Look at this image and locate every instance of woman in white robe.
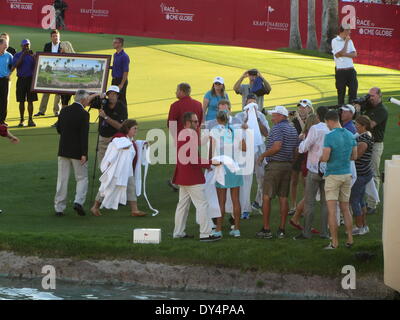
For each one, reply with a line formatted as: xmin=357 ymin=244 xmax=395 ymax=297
xmin=90 ymin=119 xmax=147 ymax=217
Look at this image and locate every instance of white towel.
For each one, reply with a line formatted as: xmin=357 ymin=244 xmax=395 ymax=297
xmin=211 ymin=155 xmax=240 ymax=186
xmin=196 ymin=170 xmax=221 ymax=224
xmin=365 ymin=179 xmax=380 ymax=203
xmin=243 ymin=102 xmax=263 ymax=147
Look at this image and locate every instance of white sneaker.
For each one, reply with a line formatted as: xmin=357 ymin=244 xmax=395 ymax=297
xmin=352 ymin=226 xmax=366 ymax=236
xmin=363 ymin=226 xmax=370 ymax=234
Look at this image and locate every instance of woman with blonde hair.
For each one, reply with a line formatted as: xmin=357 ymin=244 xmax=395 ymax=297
xmin=290 ymin=113 xmax=320 ymax=233
xmin=289 ymin=99 xmax=315 ymax=215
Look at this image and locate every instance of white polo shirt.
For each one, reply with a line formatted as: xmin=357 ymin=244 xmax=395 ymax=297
xmin=331 ymin=36 xmax=356 ymax=69
xmin=51 ymin=42 xmax=60 ymax=53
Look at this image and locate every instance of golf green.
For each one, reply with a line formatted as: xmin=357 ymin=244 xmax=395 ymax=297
xmin=1 ymin=25 xmax=399 ymax=276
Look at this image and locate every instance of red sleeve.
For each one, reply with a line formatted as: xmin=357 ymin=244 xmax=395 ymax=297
xmin=198 ymin=102 xmax=203 ymax=124
xmin=0 ymin=124 xmax=8 ymax=137
xmin=167 ymin=103 xmax=176 ymax=128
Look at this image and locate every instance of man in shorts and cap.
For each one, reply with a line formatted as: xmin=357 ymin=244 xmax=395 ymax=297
xmin=256 ymin=106 xmax=299 ymax=239
xmin=12 ymin=39 xmax=38 ymax=127
xmin=233 ymin=69 xmax=271 ymax=111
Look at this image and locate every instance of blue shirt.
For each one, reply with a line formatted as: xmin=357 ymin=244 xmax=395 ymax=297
xmin=112 ymin=50 xmax=130 ymax=79
xmin=343 ymin=120 xmax=356 ymax=134
xmin=323 ymin=128 xmax=356 ymax=176
xmin=12 ymin=51 xmax=36 ymax=77
xmin=0 ymin=52 xmax=13 ymax=78
xmin=204 ymin=90 xmax=229 ymax=121
xmin=266 ymin=120 xmax=299 ymax=162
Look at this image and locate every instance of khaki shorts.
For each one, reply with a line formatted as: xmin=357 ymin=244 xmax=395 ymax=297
xmin=263 ymin=161 xmax=292 ymax=199
xmin=324 ymin=174 xmax=352 ymax=202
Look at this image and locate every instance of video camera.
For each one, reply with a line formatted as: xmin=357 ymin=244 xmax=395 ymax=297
xmin=352 ymin=94 xmax=371 ymax=105
xmin=89 ymin=95 xmax=108 ymax=110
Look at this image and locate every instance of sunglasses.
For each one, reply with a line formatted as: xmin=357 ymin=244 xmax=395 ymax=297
xmin=214 ymin=82 xmax=223 ymax=85
xmin=299 ymin=100 xmax=309 ymax=104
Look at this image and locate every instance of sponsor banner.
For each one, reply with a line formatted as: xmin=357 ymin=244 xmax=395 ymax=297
xmin=339 ymin=1 xmax=400 ymax=69
xmin=0 ymin=0 xmax=398 ymax=70
xmin=7 ymin=0 xmax=33 ymax=11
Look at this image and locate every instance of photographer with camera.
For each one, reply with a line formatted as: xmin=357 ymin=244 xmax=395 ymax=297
xmin=233 ymin=69 xmax=271 ymax=111
xmin=89 ymin=85 xmax=128 ymax=203
xmin=91 ymin=85 xmax=128 ymax=165
xmin=354 ymin=87 xmax=388 ymax=214
xmin=11 ymin=39 xmax=37 ymax=127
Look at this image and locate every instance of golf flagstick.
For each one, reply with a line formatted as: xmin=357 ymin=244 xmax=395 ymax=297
xmin=142 ymin=144 xmax=159 ymax=216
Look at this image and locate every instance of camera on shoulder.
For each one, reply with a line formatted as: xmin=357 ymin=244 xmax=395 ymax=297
xmin=90 ymin=95 xmax=108 ymax=110
xmin=352 ymin=94 xmax=371 ymax=105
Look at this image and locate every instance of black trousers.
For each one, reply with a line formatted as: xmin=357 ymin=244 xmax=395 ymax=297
xmin=111 ymin=78 xmax=128 ymax=107
xmin=0 ymin=77 xmax=9 ymax=124
xmin=335 ymin=68 xmax=358 ymax=106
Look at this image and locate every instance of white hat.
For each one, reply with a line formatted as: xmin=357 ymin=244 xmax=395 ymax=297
xmin=213 ymin=76 xmax=224 ymax=85
xmin=106 ymin=85 xmax=120 ymax=94
xmin=341 ymin=104 xmax=355 ymax=114
xmin=298 ymin=99 xmax=313 ymax=108
xmin=268 ymin=106 xmax=289 ymax=117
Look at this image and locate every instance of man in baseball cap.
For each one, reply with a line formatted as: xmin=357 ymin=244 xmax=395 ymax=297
xmin=106 ymin=85 xmax=120 ymax=95
xmin=341 ymin=104 xmax=356 ymax=134
xmin=267 ymin=105 xmax=289 ymax=117
xmin=256 ymin=105 xmax=298 ymax=239
xmin=12 ymin=38 xmax=37 ymax=127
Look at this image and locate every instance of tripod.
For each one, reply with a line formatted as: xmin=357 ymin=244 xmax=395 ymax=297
xmin=89 ymin=115 xmax=100 ymax=204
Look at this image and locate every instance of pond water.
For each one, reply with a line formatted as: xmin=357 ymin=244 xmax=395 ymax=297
xmin=0 ymin=277 xmax=332 ymax=300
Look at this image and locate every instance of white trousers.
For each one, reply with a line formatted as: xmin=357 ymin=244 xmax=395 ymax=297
xmin=54 ymin=157 xmax=88 ymax=212
xmin=239 ymin=148 xmax=265 ymax=212
xmin=173 ymin=184 xmax=214 ymax=239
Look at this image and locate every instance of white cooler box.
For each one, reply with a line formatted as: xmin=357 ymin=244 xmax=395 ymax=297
xmin=133 ymin=228 xmax=161 ymax=244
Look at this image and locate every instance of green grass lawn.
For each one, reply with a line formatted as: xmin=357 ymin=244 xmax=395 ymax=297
xmin=1 ymin=25 xmax=400 ymax=277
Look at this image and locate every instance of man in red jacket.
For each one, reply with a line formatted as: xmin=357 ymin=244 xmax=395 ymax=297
xmin=173 ymin=112 xmax=222 ymax=242
xmin=167 ymin=83 xmax=203 ymax=191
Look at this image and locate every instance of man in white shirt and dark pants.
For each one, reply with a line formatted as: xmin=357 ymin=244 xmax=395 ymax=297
xmin=35 ymin=29 xmax=62 ymax=117
xmin=331 ymin=24 xmax=358 ymax=106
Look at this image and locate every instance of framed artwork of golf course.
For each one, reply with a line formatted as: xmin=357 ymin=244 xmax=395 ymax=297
xmin=31 ymin=53 xmax=112 ymax=95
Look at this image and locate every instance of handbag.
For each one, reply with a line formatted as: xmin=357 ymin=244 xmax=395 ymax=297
xmin=251 ymin=77 xmax=270 ymax=96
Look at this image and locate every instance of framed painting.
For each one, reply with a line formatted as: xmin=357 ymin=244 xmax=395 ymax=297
xmin=31 ymin=53 xmax=112 ymax=95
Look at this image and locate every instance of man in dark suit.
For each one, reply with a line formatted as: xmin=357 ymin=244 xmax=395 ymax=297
xmin=34 ymin=29 xmax=62 ymax=117
xmin=54 ymin=89 xmax=90 ymax=217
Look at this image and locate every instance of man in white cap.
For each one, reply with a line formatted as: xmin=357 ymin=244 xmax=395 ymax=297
xmin=256 ymin=106 xmax=299 ymax=239
xmin=90 ymin=85 xmax=128 ymax=165
xmin=331 ymin=24 xmax=358 ymax=105
xmin=11 ymin=39 xmax=38 ymax=127
xmin=341 ymin=104 xmax=356 ymax=134
xmin=87 ymin=85 xmax=128 ymax=206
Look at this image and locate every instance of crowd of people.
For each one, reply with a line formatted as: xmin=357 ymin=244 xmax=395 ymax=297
xmin=0 ymin=25 xmax=390 ymax=248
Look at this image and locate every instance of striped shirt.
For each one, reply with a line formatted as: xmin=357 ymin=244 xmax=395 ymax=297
xmin=266 ymin=119 xmax=299 ymax=162
xmin=355 ymin=132 xmax=373 ymax=176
